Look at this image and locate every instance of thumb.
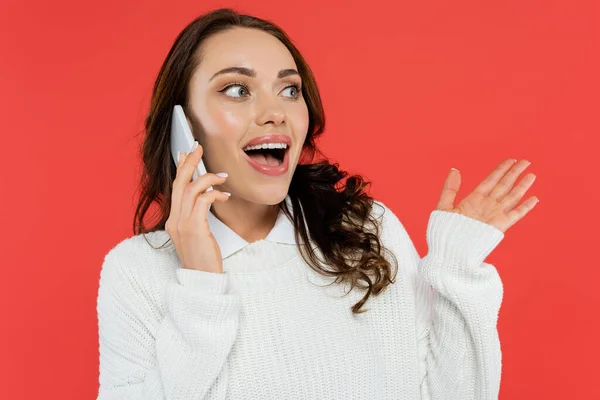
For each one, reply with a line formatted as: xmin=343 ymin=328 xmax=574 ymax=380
xmin=436 ymin=168 xmax=461 ymax=211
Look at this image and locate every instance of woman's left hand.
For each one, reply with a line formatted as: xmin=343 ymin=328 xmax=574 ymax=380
xmin=436 ymin=158 xmax=539 ymax=234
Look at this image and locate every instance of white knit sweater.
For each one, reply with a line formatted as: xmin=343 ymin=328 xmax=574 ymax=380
xmin=96 ymin=199 xmax=505 ymax=399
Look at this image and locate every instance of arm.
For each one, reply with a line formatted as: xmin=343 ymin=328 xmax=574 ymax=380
xmin=96 ymin=246 xmax=241 ymax=400
xmin=413 ymin=210 xmax=505 ymax=400
xmin=377 ymin=202 xmax=504 ymax=400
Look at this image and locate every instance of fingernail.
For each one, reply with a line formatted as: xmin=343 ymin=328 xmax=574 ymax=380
xmin=451 ymin=167 xmax=459 ymax=172
xmin=223 ymin=192 xmax=231 ymax=196
xmin=216 ymin=172 xmax=228 ymax=178
xmin=191 ymin=141 xmax=198 ymax=152
xmin=177 ymin=151 xmax=182 ymax=163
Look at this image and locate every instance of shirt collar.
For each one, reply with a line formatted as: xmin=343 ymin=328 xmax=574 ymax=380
xmin=206 ymin=194 xmax=297 ymax=259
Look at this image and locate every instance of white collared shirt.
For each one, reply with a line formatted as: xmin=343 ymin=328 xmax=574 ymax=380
xmin=206 ymin=194 xmax=298 ymax=259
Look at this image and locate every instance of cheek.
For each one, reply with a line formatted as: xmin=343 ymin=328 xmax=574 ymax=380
xmin=198 ymin=100 xmax=249 ymax=140
xmin=289 ymin=103 xmax=310 ymax=141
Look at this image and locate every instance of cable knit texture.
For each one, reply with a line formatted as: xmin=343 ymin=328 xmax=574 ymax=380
xmin=96 ymin=200 xmax=505 ymax=399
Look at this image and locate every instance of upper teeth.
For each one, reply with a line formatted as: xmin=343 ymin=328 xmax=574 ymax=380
xmin=243 ymin=143 xmax=288 ymax=151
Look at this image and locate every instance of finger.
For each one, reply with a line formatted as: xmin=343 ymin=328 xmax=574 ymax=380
xmin=498 ymin=173 xmax=537 ymax=210
xmin=169 ymin=152 xmax=188 ymax=222
xmin=174 ymin=142 xmax=204 ymax=190
xmin=489 ymin=160 xmax=532 ymax=200
xmin=175 ymin=150 xmax=188 ymax=175
xmin=191 ymin=190 xmax=232 ymax=230
xmin=436 ymin=168 xmax=461 ymax=211
xmin=180 ymin=173 xmax=228 ymax=222
xmin=505 ymin=196 xmax=539 ymax=228
xmin=172 ymin=143 xmax=203 ymax=217
xmin=474 ymin=158 xmax=516 ymax=196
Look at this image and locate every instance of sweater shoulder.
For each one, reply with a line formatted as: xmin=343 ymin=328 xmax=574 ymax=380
xmin=103 ymin=230 xmax=174 ymax=264
xmin=369 ymin=199 xmax=422 ymax=272
xmin=370 ymin=199 xmax=409 ymax=239
xmin=99 ymin=231 xmax=176 ymax=298
xmin=97 ymin=231 xmax=176 ymax=335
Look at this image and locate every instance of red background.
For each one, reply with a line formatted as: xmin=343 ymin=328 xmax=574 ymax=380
xmin=1 ymin=0 xmax=598 ymax=398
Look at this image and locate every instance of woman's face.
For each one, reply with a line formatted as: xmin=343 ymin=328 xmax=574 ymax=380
xmin=186 ymin=27 xmax=309 ymax=206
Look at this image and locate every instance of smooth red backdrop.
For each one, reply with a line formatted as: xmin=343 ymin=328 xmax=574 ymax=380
xmin=1 ymin=0 xmax=598 ymax=398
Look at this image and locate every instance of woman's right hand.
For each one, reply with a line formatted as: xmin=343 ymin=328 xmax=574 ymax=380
xmin=165 ymin=141 xmax=231 ymax=274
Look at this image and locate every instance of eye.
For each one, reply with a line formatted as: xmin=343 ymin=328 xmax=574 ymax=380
xmin=281 ymin=84 xmax=301 ymax=99
xmin=221 ymin=83 xmax=250 ymax=98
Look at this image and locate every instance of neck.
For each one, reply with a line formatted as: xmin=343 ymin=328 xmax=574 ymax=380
xmin=210 ymin=196 xmax=281 ymax=243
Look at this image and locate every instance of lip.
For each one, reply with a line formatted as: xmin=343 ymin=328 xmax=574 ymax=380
xmin=241 ymin=134 xmax=292 ymax=149
xmin=242 ymin=145 xmax=290 ymax=176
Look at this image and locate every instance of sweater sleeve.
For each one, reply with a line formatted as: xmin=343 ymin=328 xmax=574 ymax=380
xmin=96 ymin=245 xmax=242 ymax=400
xmin=414 ymin=210 xmax=505 ymax=400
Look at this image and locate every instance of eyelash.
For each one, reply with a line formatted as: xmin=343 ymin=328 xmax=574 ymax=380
xmin=219 ymin=82 xmax=302 ymax=99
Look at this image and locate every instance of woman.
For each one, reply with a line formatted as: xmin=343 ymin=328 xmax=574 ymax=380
xmin=96 ymin=8 xmax=538 ymax=400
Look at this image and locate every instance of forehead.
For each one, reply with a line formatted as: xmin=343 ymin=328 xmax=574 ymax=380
xmin=194 ymin=27 xmax=298 ymax=80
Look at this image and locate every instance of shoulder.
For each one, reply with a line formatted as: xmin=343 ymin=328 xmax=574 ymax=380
xmin=99 ymin=230 xmax=177 ymax=300
xmin=370 ymin=199 xmax=410 ymax=240
xmin=97 ymin=231 xmax=177 ymax=335
xmin=102 ymin=230 xmax=174 ymax=269
xmin=369 ymin=198 xmax=422 ymax=267
xmin=103 ymin=230 xmax=174 ymax=266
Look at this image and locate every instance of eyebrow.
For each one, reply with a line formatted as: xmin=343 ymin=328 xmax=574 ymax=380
xmin=208 ymin=67 xmax=300 ymax=82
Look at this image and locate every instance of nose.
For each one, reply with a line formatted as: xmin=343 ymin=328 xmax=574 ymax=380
xmin=254 ymin=92 xmax=286 ymax=126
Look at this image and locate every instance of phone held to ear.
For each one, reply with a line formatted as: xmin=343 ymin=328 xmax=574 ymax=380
xmin=170 ymin=105 xmax=213 ymax=192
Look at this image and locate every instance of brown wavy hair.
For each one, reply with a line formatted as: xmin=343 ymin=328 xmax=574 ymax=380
xmin=133 ymin=8 xmax=398 ymax=314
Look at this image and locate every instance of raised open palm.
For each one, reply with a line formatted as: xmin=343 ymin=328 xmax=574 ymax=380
xmin=437 ymin=158 xmax=539 ymax=234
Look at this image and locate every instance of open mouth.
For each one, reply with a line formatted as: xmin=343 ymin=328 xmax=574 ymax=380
xmin=243 ymin=147 xmax=288 ymax=166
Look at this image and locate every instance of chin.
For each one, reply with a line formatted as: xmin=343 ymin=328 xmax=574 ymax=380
xmin=243 ymin=183 xmax=290 ymax=206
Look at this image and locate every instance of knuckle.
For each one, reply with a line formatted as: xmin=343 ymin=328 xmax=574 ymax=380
xmin=204 ymin=192 xmax=219 ymax=204
xmin=172 ymin=176 xmax=182 ymax=187
xmin=197 ymin=194 xmax=209 ymax=205
xmin=499 ymin=180 xmax=510 ymax=189
xmin=177 ymin=223 xmax=190 ymax=234
xmin=183 ymin=184 xmax=194 ymax=196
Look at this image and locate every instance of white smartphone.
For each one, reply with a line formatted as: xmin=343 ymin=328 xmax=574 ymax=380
xmin=170 ymin=105 xmax=212 ymax=192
